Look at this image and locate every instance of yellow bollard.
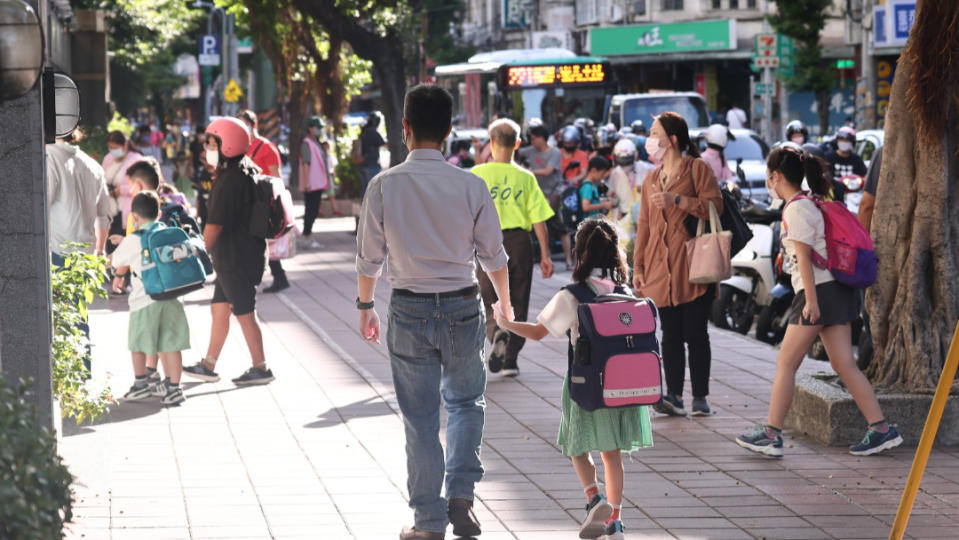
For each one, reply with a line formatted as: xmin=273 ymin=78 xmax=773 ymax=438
xmin=889 ymin=320 xmax=959 ymax=540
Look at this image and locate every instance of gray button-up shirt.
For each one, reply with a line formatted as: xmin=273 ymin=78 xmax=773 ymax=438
xmin=356 ymin=149 xmax=508 ymax=293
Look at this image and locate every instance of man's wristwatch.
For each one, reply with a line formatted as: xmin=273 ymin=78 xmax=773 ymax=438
xmin=674 ymin=194 xmax=681 ymax=206
xmin=355 ymin=297 xmax=375 ymax=310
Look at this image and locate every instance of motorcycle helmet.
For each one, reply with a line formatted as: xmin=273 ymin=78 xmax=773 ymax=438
xmin=206 ymin=117 xmax=252 ymax=158
xmin=560 ymin=125 xmax=582 ymax=146
xmin=613 ymin=138 xmax=637 ymax=166
xmin=630 ymin=119 xmax=647 ymax=135
xmin=704 ymin=124 xmax=732 ymax=149
xmin=785 ymin=120 xmax=808 ymax=143
xmin=801 ymin=142 xmax=826 ymax=160
xmin=596 ymin=124 xmax=620 ymax=148
xmin=836 ymin=126 xmax=857 ymax=141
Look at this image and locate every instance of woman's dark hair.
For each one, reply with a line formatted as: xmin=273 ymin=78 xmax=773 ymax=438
xmin=572 ymin=218 xmax=629 ymax=286
xmin=656 ymin=111 xmax=699 ymax=158
xmin=106 ymin=130 xmax=128 ymax=146
xmin=766 ymin=145 xmax=832 ymax=198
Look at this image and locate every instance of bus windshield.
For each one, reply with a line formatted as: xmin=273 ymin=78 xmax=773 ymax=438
xmin=622 ymin=96 xmax=710 ymax=129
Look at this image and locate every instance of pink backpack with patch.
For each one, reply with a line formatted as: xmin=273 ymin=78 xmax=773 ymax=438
xmin=785 ymin=194 xmax=878 ymax=288
xmin=565 ymin=283 xmax=663 ymax=411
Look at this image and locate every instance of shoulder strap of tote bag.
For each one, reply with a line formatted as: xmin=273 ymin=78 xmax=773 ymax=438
xmin=695 ymin=201 xmax=724 ymax=237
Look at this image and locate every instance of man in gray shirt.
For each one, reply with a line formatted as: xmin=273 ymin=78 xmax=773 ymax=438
xmin=518 ymin=124 xmax=573 ymax=268
xmin=356 ymin=85 xmax=512 ymax=540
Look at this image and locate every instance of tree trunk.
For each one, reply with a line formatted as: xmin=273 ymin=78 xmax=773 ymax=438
xmin=293 ymin=0 xmax=410 ymax=167
xmin=816 ymin=88 xmax=830 ymax=138
xmin=865 ymin=54 xmax=959 ymax=393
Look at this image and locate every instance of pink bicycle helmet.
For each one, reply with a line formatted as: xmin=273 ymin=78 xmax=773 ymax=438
xmin=207 ymin=117 xmax=251 ymax=158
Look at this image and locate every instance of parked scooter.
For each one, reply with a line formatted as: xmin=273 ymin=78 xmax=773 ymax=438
xmin=754 ymin=251 xmax=795 ymax=344
xmin=711 ymin=162 xmax=784 ymax=334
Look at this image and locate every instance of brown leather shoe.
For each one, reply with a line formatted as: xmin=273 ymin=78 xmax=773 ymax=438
xmin=399 ymin=525 xmax=445 ymax=540
xmin=448 ymin=498 xmax=481 ymax=537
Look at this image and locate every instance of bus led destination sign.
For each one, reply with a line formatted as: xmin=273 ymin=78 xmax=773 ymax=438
xmin=503 ymin=62 xmax=608 ymax=88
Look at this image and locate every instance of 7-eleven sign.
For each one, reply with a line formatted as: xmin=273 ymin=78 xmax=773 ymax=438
xmin=755 ymin=34 xmax=777 ymax=57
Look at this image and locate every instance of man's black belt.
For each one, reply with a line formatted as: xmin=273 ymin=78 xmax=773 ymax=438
xmin=501 ymin=227 xmax=528 ymax=233
xmin=392 ymin=285 xmax=479 ymax=299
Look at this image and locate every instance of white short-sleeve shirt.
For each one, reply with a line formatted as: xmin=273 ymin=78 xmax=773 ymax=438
xmin=782 ymin=196 xmax=833 ymax=293
xmin=537 ymin=277 xmax=622 ymax=341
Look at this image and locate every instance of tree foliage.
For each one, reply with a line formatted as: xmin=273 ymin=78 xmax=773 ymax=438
xmin=74 ymin=0 xmax=203 ymax=119
xmin=768 ymin=0 xmax=834 ymax=134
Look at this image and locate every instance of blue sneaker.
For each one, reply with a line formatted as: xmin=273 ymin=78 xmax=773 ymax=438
xmin=849 ymin=426 xmax=903 ymax=456
xmin=652 ymin=394 xmax=686 ymax=416
xmin=600 ymin=519 xmax=625 ymax=540
xmin=579 ymin=494 xmax=613 ymax=539
xmin=735 ymin=425 xmax=784 ymax=457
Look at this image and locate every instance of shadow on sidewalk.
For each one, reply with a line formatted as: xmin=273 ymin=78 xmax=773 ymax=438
xmin=62 ymin=401 xmax=164 ymax=436
xmin=304 ymin=395 xmax=396 ymax=429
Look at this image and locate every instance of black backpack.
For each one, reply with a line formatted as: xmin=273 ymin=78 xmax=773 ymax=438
xmin=249 ymin=175 xmax=292 ymax=240
xmin=559 ymin=184 xmax=585 ymax=229
xmin=682 ymin=174 xmax=753 ymax=256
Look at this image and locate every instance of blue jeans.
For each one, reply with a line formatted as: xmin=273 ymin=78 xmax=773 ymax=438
xmin=360 ymin=164 xmax=381 ymax=200
xmin=388 ymin=291 xmax=487 ymax=533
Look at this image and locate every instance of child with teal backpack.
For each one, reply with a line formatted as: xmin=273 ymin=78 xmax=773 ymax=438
xmin=494 ymin=218 xmax=653 ymax=540
xmin=112 ymin=192 xmax=191 ymax=406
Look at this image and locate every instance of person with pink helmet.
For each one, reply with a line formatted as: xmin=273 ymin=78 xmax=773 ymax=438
xmin=183 ymin=117 xmax=275 ymax=386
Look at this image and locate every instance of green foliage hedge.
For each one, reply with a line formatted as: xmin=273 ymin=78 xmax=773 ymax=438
xmin=0 ymin=376 xmax=74 ymax=539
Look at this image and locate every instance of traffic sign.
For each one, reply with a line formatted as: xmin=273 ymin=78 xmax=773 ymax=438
xmin=778 ymin=35 xmax=795 ymax=77
xmin=754 ymin=82 xmax=775 ymax=95
xmin=237 ymin=37 xmax=253 ymax=54
xmin=199 ymin=35 xmax=220 ymax=66
xmin=223 ymin=79 xmax=243 ymax=103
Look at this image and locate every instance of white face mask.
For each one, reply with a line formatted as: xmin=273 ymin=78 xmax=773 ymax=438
xmin=205 ymin=149 xmax=220 ymax=168
xmin=837 ymin=141 xmax=853 ymax=153
xmin=790 ymin=135 xmax=805 ymax=145
xmin=766 ymin=174 xmax=781 ymax=201
xmin=109 ymin=148 xmax=125 ymax=159
xmin=645 ymin=137 xmax=667 ymax=162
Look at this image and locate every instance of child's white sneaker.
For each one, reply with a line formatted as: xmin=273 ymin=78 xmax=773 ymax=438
xmin=161 ymin=385 xmax=185 ymax=406
xmin=122 ymin=381 xmax=152 ymax=401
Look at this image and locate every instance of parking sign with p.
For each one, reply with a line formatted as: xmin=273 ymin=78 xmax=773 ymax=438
xmin=199 ymin=35 xmax=220 ymax=66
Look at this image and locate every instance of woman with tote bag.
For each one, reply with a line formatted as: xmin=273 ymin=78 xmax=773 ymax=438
xmin=633 ymin=112 xmax=723 ymax=417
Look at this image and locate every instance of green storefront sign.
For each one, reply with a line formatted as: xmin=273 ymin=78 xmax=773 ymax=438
xmin=590 ymin=20 xmax=736 ymax=56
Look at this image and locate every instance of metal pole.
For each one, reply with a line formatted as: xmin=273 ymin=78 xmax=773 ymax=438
xmin=889 ymin=320 xmax=959 ymax=539
xmin=862 ymin=0 xmax=877 ymax=129
xmin=763 ymin=67 xmax=772 ymax=143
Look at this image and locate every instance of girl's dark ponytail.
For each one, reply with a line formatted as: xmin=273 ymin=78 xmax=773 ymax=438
xmin=572 ymin=218 xmax=629 ymax=285
xmin=802 ymin=154 xmax=833 ymax=198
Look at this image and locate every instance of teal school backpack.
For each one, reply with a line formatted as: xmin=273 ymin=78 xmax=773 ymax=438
xmin=135 ymin=222 xmax=207 ymax=300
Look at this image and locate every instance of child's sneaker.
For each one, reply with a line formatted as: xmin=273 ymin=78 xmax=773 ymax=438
xmin=600 ymin=519 xmax=625 ymax=540
xmin=122 ymin=381 xmax=152 ymax=401
xmin=183 ymin=361 xmax=220 ymax=382
xmin=487 ymin=330 xmax=508 ymax=374
xmin=232 ymin=366 xmax=275 ymax=386
xmin=690 ymin=397 xmax=712 ymax=416
xmin=735 ymin=425 xmax=784 ymax=457
xmin=849 ymin=426 xmax=903 ymax=456
xmin=161 ymin=385 xmax=185 ymax=406
xmin=579 ymin=494 xmax=613 ymax=539
xmin=146 ymin=370 xmax=161 ymax=384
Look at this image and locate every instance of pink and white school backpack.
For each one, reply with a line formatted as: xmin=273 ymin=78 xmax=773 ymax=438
xmin=565 ymin=283 xmax=663 ymax=411
xmin=785 ymin=194 xmax=878 ymax=288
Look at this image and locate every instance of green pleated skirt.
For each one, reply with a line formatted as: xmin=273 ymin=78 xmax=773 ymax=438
xmin=557 ymin=372 xmax=654 ymax=457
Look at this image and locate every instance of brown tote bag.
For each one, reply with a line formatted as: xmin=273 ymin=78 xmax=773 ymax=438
xmin=685 ymin=201 xmax=732 ymax=284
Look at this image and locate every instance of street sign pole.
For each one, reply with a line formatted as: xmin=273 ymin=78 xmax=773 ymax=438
xmin=763 ymin=66 xmax=772 ymax=144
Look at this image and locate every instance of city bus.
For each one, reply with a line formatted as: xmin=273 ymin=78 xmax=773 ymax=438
xmin=434 ymin=48 xmax=614 ymax=131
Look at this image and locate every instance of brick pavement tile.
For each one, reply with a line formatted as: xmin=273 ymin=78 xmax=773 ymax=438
xmin=642 ymin=506 xmax=722 ymax=518
xmin=729 ymin=516 xmax=810 ymax=529
xmin=822 ymin=526 xmax=895 ymax=539
xmin=190 ymin=524 xmax=273 ymax=538
xmin=784 ymin=503 xmax=869 ymax=516
xmin=699 ymin=495 xmax=780 ymax=508
xmin=670 ymin=529 xmax=753 ymax=540
xmin=745 ymin=527 xmax=832 ymax=539
xmin=714 ymin=505 xmax=797 ymax=518
xmin=654 ymin=517 xmax=738 ymax=529
xmin=110 ymin=527 xmax=192 ymax=540
xmin=900 ymin=525 xmax=959 ymax=538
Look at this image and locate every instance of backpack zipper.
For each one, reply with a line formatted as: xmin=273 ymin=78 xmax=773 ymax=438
xmin=626 ymin=335 xmax=634 ymax=349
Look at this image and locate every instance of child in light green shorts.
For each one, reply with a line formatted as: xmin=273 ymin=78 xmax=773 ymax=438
xmin=111 ymin=191 xmax=190 ymax=406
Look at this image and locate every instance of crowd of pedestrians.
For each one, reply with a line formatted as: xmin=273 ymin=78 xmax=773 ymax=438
xmin=46 ymin=81 xmax=899 ymax=539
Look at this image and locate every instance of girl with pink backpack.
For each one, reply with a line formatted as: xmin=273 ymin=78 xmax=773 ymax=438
xmin=735 ymin=144 xmax=901 ymax=458
xmin=493 ymin=218 xmax=653 ymax=540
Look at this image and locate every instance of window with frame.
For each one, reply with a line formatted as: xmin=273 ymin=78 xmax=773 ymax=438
xmin=662 ymin=0 xmax=683 ymax=10
xmin=577 ymin=0 xmax=599 ymax=25
xmin=729 ymin=0 xmax=739 ymax=8
xmin=711 ymin=0 xmax=721 ymax=7
xmin=747 ymin=0 xmax=757 ymax=7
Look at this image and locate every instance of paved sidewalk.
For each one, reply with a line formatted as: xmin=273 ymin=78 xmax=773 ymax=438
xmin=61 ymin=218 xmax=959 ymax=540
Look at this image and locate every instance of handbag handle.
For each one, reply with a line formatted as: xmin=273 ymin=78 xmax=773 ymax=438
xmin=695 ymin=201 xmax=724 ymax=237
